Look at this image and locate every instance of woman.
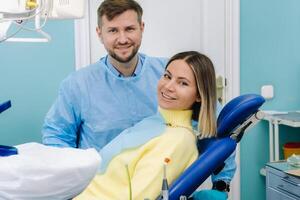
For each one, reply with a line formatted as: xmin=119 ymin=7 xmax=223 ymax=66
xmin=75 ymin=51 xmax=217 ymax=200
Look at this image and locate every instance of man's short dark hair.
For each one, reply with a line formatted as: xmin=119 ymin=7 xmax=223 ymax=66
xmin=97 ymin=0 xmax=143 ymax=27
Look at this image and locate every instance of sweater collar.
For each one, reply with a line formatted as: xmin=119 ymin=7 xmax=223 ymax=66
xmin=158 ymin=107 xmax=193 ymax=129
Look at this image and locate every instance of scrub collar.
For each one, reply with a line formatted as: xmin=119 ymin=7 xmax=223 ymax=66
xmin=105 ymin=54 xmax=143 ymax=77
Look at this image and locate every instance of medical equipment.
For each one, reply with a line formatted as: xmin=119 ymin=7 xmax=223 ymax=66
xmin=156 ymin=94 xmax=265 ymax=199
xmin=0 ymin=0 xmax=85 ymax=42
xmin=0 ymin=100 xmax=11 ymax=114
xmin=161 ymin=158 xmax=170 ymax=200
xmin=0 ymin=145 xmax=18 ymax=156
xmin=287 ymin=154 xmax=300 ymax=167
xmin=125 ymin=164 xmax=133 ymax=200
xmin=0 ymin=101 xmax=18 ymax=157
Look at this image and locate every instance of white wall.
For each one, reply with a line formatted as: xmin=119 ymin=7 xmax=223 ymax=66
xmin=88 ymin=0 xmax=226 ymax=76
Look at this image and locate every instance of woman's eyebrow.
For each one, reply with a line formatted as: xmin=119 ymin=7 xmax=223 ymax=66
xmin=165 ymin=69 xmax=172 ymax=76
xmin=166 ymin=69 xmax=192 ymax=83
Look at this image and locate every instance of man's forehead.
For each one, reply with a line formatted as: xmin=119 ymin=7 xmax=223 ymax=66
xmin=101 ymin=10 xmax=140 ymax=27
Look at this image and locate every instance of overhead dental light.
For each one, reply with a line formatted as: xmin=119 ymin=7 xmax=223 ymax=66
xmin=0 ymin=0 xmax=85 ymax=43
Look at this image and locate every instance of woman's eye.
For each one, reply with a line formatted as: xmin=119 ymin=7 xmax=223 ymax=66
xmin=179 ymin=81 xmax=188 ymax=86
xmin=163 ymin=74 xmax=171 ymax=79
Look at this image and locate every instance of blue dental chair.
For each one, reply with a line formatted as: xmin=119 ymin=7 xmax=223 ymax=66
xmin=159 ymin=94 xmax=265 ymax=200
xmin=1 ymin=95 xmax=265 ymax=199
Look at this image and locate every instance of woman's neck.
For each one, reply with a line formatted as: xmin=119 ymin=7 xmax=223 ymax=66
xmin=158 ymin=107 xmax=193 ymax=129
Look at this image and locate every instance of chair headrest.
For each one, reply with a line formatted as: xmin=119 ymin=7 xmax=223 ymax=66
xmin=217 ymin=94 xmax=265 ymax=137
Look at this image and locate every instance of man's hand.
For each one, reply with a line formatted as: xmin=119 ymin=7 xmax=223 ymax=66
xmin=192 ymin=189 xmax=227 ymax=200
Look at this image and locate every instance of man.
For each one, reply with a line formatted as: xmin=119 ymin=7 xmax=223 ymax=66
xmin=42 ymin=0 xmax=235 ymax=198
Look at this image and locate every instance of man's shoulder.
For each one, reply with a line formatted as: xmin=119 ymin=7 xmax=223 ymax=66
xmin=139 ymin=53 xmax=166 ymax=66
xmin=143 ymin=54 xmax=168 ymax=65
xmin=77 ymin=61 xmax=103 ymax=74
xmin=140 ymin=54 xmax=168 ymax=75
xmin=69 ymin=61 xmax=104 ymax=79
xmin=61 ymin=61 xmax=104 ymax=87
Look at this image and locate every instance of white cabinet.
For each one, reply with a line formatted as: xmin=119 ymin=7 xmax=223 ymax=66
xmin=266 ymin=162 xmax=300 ymax=200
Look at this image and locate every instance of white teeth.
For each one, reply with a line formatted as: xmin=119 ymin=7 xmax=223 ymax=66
xmin=116 ymin=45 xmax=132 ymax=49
xmin=162 ymin=92 xmax=176 ymax=100
xmin=118 ymin=46 xmax=130 ymax=49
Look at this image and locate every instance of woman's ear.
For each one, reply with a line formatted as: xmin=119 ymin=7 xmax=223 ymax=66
xmin=196 ymin=95 xmax=201 ymax=102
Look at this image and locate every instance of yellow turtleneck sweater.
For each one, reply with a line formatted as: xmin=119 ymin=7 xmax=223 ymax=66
xmin=75 ymin=108 xmax=198 ymax=200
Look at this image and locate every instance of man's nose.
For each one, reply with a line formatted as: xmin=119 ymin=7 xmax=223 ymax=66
xmin=117 ymin=31 xmax=129 ymax=44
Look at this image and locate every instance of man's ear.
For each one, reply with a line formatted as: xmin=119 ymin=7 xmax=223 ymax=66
xmin=140 ymin=21 xmax=145 ymax=32
xmin=96 ymin=26 xmax=103 ymax=43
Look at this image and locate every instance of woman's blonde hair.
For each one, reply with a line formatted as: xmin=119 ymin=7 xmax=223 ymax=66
xmin=166 ymin=51 xmax=217 ymax=138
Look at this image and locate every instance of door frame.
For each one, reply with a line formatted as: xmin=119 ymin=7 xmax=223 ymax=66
xmin=74 ymin=0 xmax=240 ymax=199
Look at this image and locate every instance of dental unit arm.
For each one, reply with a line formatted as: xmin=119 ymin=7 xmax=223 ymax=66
xmin=157 ymin=94 xmax=265 ymax=200
xmin=0 ymin=0 xmax=85 ymax=43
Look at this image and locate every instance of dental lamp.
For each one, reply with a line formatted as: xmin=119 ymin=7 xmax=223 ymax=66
xmin=0 ymin=0 xmax=85 ymax=43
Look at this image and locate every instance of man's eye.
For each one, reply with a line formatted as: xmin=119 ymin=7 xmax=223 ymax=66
xmin=126 ymin=27 xmax=135 ymax=32
xmin=108 ymin=29 xmax=117 ymax=33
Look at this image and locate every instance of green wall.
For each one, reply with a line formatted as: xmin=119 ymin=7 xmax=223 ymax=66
xmin=240 ymin=0 xmax=300 ymax=199
xmin=0 ymin=20 xmax=75 ymax=145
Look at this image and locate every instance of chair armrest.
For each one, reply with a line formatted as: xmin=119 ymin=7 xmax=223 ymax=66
xmin=167 ymin=138 xmax=236 ymax=199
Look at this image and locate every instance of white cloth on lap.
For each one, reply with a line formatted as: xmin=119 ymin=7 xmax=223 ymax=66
xmin=0 ymin=142 xmax=101 ymax=200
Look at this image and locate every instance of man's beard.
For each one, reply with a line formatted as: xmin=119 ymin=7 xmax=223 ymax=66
xmin=109 ymin=45 xmax=140 ymax=64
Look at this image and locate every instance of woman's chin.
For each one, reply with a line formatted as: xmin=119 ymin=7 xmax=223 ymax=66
xmin=158 ymin=103 xmax=179 ymax=110
xmin=158 ymin=103 xmax=172 ymax=110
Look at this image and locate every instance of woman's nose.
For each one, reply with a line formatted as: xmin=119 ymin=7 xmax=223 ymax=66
xmin=164 ymin=80 xmax=175 ymax=91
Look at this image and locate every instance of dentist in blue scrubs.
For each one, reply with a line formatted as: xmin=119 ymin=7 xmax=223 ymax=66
xmin=42 ymin=0 xmax=235 ymax=198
